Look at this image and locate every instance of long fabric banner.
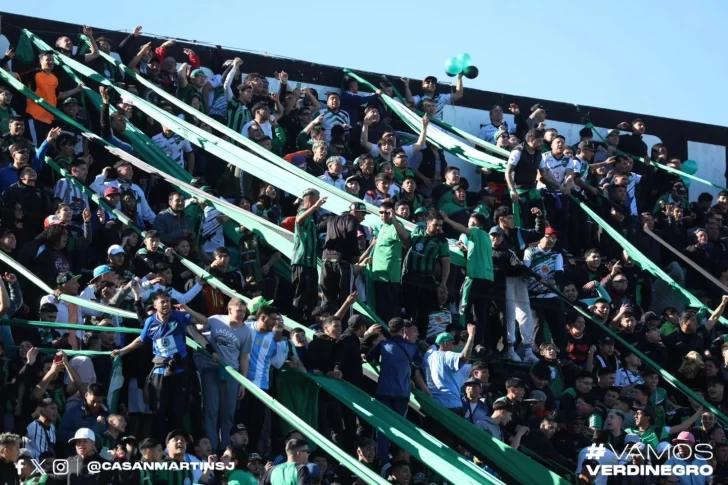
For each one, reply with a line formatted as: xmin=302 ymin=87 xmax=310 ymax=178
xmin=343 ymin=70 xmax=506 ymax=171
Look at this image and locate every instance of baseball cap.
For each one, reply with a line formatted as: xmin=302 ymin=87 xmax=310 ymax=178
xmin=43 ymin=215 xmax=65 ymax=228
xmin=69 ymin=428 xmax=96 ymax=444
xmin=578 ymin=140 xmax=596 ymax=151
xmin=306 ymin=463 xmax=322 ymax=481
xmin=525 ymin=390 xmax=547 ymax=403
xmin=607 ymin=129 xmax=620 ymax=136
xmin=624 ymin=434 xmax=641 ymax=444
xmin=640 ymin=311 xmax=659 ymax=325
xmin=291 ymin=154 xmax=307 ymax=169
xmin=165 ymin=429 xmax=189 ymax=443
xmin=530 ymin=103 xmax=549 ymax=112
xmin=230 ymin=424 xmax=248 ymax=436
xmin=600 ymin=336 xmax=615 ymax=345
xmin=494 ymin=130 xmax=508 ymax=141
xmin=672 ymin=431 xmax=696 ymax=444
xmin=452 ymin=184 xmax=466 ymax=192
xmin=464 ymin=377 xmax=482 ymax=387
xmin=489 ymin=226 xmax=505 ymax=236
xmin=63 ymin=97 xmax=80 ymax=106
xmin=90 ymin=265 xmax=113 ymax=282
xmin=248 ymin=453 xmax=262 ymax=462
xmin=39 ymin=302 xmax=58 ymax=313
xmin=479 ymin=187 xmax=497 ymax=198
xmin=346 ymin=174 xmax=362 ymax=184
xmin=414 ymin=207 xmax=428 ymax=216
xmin=424 ymin=75 xmax=438 ymax=84
xmin=350 ymin=202 xmax=367 ymax=213
xmin=0 ymin=228 xmax=15 ymax=238
xmin=190 ymin=69 xmax=206 ymax=78
xmin=56 ymin=272 xmax=81 ymax=287
xmin=545 ymin=227 xmax=559 ymax=236
xmin=326 ymin=92 xmax=340 ymax=99
xmin=435 ymin=332 xmax=455 ymax=346
xmin=108 ymin=244 xmax=126 ymax=256
xmin=347 ymin=314 xmax=370 ymax=329
xmin=104 ymin=186 xmax=121 ymax=197
xmin=629 ymin=442 xmax=647 ymax=455
xmin=248 ymin=296 xmax=273 ymax=314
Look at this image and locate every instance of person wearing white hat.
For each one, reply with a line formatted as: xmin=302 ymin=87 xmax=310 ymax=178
xmin=56 ymin=427 xmax=117 ymax=483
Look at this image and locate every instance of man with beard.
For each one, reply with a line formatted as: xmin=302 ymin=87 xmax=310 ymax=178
xmin=152 ymin=192 xmax=195 ymax=246
xmin=91 ymin=161 xmax=156 ymax=225
xmin=402 ymin=74 xmax=464 ymax=121
xmin=313 ymin=93 xmax=350 ymax=142
xmin=665 ymin=303 xmax=727 ymax=369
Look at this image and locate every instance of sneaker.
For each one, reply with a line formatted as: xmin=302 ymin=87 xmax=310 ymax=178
xmin=507 ymin=347 xmax=522 ymax=362
xmin=523 ymin=348 xmax=539 ymax=363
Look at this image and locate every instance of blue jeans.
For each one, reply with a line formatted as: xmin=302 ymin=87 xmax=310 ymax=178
xmin=200 ymin=368 xmax=240 ymax=451
xmin=375 ymin=395 xmax=409 ymax=460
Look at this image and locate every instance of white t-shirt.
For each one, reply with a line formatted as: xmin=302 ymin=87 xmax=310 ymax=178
xmin=370 ymin=144 xmax=415 ymax=159
xmin=241 ymin=119 xmax=272 ymax=139
xmin=151 ymin=132 xmax=193 ymax=168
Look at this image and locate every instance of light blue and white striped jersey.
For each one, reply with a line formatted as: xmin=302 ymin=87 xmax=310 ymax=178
xmin=246 ymin=321 xmax=286 ymax=390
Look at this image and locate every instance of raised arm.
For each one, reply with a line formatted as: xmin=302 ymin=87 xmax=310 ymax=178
xmin=296 ymin=197 xmax=326 ymax=225
xmin=224 ymin=58 xmax=242 ymax=102
xmin=128 ymin=42 xmax=152 ymax=73
xmin=177 ymin=62 xmax=189 ymax=89
xmin=705 ymin=295 xmax=728 ymax=332
xmin=334 ymin=292 xmax=358 ymax=320
xmin=81 ymin=26 xmax=100 ymax=62
xmin=410 ymin=115 xmax=429 ymax=153
xmin=459 ymin=324 xmax=476 ymax=361
xmin=451 ymin=73 xmax=464 ymax=104
xmin=360 ymin=117 xmax=374 ymax=153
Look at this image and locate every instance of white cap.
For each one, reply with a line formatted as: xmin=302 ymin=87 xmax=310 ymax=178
xmin=108 ymin=244 xmax=125 ymax=255
xmin=69 ymin=428 xmax=96 ymax=444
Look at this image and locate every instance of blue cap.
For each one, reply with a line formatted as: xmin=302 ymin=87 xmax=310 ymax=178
xmin=489 ymin=226 xmax=505 ymax=236
xmin=305 ymin=464 xmax=322 ymax=480
xmin=91 ymin=265 xmax=113 ymax=282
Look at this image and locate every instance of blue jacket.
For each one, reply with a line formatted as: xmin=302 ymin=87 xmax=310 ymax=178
xmin=58 ymin=401 xmax=109 ymax=449
xmin=367 ymin=335 xmax=422 ymax=398
xmin=461 ymin=396 xmax=489 ymax=425
xmin=0 ymin=140 xmax=49 ymax=193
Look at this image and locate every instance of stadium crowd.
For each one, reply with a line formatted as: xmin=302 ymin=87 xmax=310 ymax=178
xmin=0 ymin=18 xmax=725 ymax=485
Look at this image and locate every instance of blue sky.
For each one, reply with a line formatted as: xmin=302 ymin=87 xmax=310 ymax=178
xmin=5 ymin=0 xmax=727 ymax=127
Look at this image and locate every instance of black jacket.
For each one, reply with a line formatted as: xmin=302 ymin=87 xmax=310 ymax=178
xmin=336 ymin=329 xmax=364 ymax=386
xmin=0 ymin=457 xmax=19 ymax=485
xmin=318 ymin=214 xmax=360 ymax=262
xmin=618 ymin=133 xmax=648 ymax=164
xmin=305 ymin=332 xmax=339 ymax=375
xmin=491 ymin=243 xmax=529 ymax=288
xmin=502 ymin=215 xmax=544 ymax=259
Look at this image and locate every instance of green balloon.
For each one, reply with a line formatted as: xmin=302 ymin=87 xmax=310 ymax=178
xmin=680 ymin=176 xmax=692 ymax=188
xmin=445 ymin=57 xmax=463 ymax=76
xmin=681 ymin=159 xmax=698 ymax=175
xmin=457 ymin=53 xmax=473 ymax=68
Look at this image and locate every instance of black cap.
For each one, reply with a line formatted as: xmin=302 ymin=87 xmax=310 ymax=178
xmin=347 ymin=314 xmax=370 ymax=329
xmin=600 ymin=336 xmax=615 ymax=345
xmin=452 ymin=184 xmax=466 ymax=192
xmin=230 ymin=424 xmax=247 ymax=436
xmin=530 ymin=103 xmax=549 ymax=113
xmin=464 ymin=377 xmax=482 ymax=387
xmin=350 ymin=202 xmax=367 ymax=213
xmin=578 ymin=140 xmax=596 ymax=151
xmin=424 ymin=75 xmax=438 ymax=84
xmin=56 ymin=272 xmax=81 ymax=287
xmin=579 ymin=127 xmax=593 ymax=138
xmin=345 ymin=174 xmax=362 ymax=184
xmin=0 ymin=228 xmax=15 ymax=238
xmin=640 ymin=311 xmax=659 ymax=324
xmin=673 ymin=182 xmax=688 ymax=196
xmin=39 ymin=303 xmax=59 ymax=313
xmin=165 ymin=429 xmax=189 ymax=444
xmin=479 ymin=187 xmax=497 ymax=198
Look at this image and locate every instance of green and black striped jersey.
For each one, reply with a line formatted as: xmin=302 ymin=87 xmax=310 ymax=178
xmin=227 ymin=99 xmax=252 ymax=134
xmin=292 ymin=210 xmax=318 ymax=267
xmin=403 ymin=233 xmax=449 ymax=279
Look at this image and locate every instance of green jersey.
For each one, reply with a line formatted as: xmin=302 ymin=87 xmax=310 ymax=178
xmin=226 ymin=469 xmax=258 ymax=485
xmin=404 ymin=233 xmax=449 ymax=280
xmin=625 ymin=425 xmax=670 ymax=451
xmin=0 ymin=105 xmax=17 ymax=135
xmin=227 ymin=99 xmax=252 ymax=134
xmin=178 ymin=84 xmax=207 ymax=113
xmin=270 ymin=462 xmax=308 ymax=485
xmin=436 ymin=183 xmax=455 ymax=209
xmin=440 ymin=200 xmax=468 ymax=217
xmin=292 ymin=210 xmax=318 ymax=267
xmin=394 ymin=191 xmax=423 ymax=211
xmin=372 ymin=223 xmax=404 ymax=283
xmin=463 ymin=227 xmax=494 ymax=281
